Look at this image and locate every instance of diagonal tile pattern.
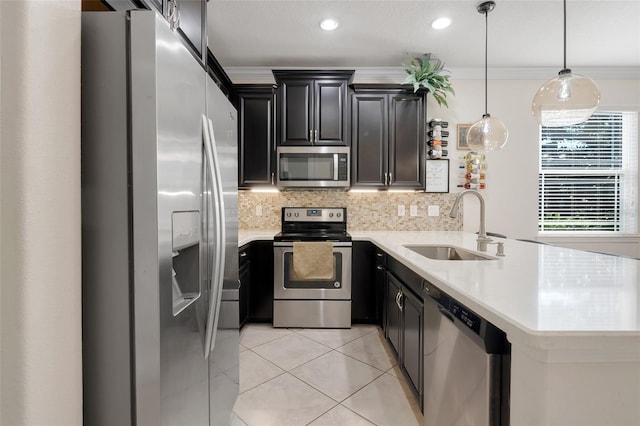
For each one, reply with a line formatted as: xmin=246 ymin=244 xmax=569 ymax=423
xmin=233 ymin=324 xmax=424 ymax=426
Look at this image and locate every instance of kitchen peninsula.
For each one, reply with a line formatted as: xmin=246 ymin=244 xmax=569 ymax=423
xmin=239 ymin=230 xmax=640 ymax=426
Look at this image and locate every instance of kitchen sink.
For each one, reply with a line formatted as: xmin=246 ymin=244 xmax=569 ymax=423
xmin=403 ymin=244 xmax=495 ymax=261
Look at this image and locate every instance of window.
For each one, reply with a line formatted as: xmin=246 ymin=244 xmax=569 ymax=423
xmin=538 ymin=111 xmax=638 ymax=233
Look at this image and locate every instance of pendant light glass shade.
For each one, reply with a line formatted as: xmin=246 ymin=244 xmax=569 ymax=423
xmin=467 ymin=1 xmax=508 ymax=152
xmin=532 ymin=69 xmax=600 ymax=127
xmin=531 ymin=0 xmax=600 ymax=127
xmin=467 ymin=114 xmax=509 ymax=151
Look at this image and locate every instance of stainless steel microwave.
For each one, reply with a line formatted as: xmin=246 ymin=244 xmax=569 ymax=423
xmin=276 ymin=146 xmax=350 ymax=189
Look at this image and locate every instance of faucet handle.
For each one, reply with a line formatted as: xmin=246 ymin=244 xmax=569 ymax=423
xmin=476 ymin=235 xmax=493 ymax=252
xmin=488 ymin=241 xmax=505 ymax=257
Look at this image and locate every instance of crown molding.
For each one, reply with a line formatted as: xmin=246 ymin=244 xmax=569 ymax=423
xmin=225 ymin=66 xmax=640 ymax=85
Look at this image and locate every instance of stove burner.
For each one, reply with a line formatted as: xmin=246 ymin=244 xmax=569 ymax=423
xmin=277 ymin=207 xmax=349 ymax=242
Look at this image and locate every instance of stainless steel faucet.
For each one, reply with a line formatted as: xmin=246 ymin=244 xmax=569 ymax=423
xmin=449 ymin=189 xmax=493 ymax=252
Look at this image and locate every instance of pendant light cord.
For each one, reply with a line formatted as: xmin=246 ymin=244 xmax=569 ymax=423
xmin=483 ymin=8 xmax=489 ymax=116
xmin=563 ymin=0 xmax=567 ymax=70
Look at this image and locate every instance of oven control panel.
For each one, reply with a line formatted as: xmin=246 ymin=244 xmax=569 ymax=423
xmin=282 ymin=207 xmax=346 ymax=223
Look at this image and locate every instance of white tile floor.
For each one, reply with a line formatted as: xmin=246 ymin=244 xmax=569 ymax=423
xmin=231 ymin=324 xmax=423 ymax=426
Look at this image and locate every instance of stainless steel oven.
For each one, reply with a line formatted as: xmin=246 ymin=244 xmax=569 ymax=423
xmin=273 ymin=207 xmax=352 ymax=328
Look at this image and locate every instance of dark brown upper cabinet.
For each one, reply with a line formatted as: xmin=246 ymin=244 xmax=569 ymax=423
xmin=103 ymin=0 xmax=207 ymax=66
xmin=235 ymin=85 xmax=276 ymax=189
xmin=351 ymin=85 xmax=425 ymax=189
xmin=273 ymin=70 xmax=354 ymax=146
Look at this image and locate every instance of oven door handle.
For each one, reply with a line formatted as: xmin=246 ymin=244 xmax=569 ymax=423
xmin=273 ymin=241 xmax=352 ymax=248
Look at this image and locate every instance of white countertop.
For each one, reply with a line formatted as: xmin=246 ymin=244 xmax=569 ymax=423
xmin=238 ymin=230 xmax=640 ymax=362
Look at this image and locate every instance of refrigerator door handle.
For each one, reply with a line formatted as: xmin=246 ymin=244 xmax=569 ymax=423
xmin=208 ymin=117 xmax=227 ymax=353
xmin=202 ymin=115 xmax=224 ymax=358
xmin=203 ymin=116 xmax=227 ymax=356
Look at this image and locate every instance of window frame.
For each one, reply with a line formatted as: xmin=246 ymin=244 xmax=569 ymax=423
xmin=538 ymin=111 xmax=638 ymax=235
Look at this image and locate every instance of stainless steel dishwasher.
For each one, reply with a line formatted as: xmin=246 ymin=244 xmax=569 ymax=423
xmin=423 ymin=280 xmax=510 ymax=426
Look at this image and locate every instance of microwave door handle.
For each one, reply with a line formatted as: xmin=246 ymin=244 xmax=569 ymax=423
xmin=334 ymin=154 xmax=339 ymax=180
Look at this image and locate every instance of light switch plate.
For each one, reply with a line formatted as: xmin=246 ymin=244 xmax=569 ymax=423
xmin=397 ymin=205 xmax=405 ymax=216
xmin=428 ymin=205 xmax=440 ymax=217
xmin=410 ymin=205 xmax=418 ymax=216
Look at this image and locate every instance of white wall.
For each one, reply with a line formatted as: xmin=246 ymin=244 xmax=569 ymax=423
xmin=427 ymin=77 xmax=640 ymax=258
xmin=0 ymin=1 xmax=83 ymax=424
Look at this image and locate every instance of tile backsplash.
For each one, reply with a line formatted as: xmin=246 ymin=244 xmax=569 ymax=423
xmin=239 ymin=190 xmax=462 ymax=231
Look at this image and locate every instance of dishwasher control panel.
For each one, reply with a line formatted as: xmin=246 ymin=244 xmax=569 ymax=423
xmin=451 ymin=302 xmax=481 ymax=335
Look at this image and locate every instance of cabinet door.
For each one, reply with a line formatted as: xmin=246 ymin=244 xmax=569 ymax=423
xmin=237 ymin=88 xmax=274 ymax=188
xmin=248 ymin=241 xmax=274 ymax=322
xmin=239 ymin=260 xmax=251 ymax=328
xmin=174 ymin=0 xmax=206 ymax=63
xmin=278 ymin=79 xmax=313 ymax=145
xmin=351 ymin=93 xmax=388 ymax=188
xmin=388 ymin=94 xmax=424 ymax=189
xmin=314 ymin=79 xmax=349 ymax=145
xmin=385 ymin=272 xmax=402 ymax=357
xmin=402 ymin=287 xmax=424 ymax=403
xmin=374 ymin=262 xmax=386 ymax=328
xmin=351 ymin=241 xmax=376 ymax=322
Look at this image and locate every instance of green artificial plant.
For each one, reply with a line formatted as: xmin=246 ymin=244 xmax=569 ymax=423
xmin=403 ymin=53 xmax=455 ymax=107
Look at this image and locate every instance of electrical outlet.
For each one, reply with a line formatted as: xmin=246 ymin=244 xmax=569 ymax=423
xmin=428 ymin=205 xmax=440 ymax=217
xmin=397 ymin=205 xmax=406 ymax=216
xmin=255 ymin=205 xmax=263 ymax=216
xmin=410 ymin=205 xmax=418 ymax=217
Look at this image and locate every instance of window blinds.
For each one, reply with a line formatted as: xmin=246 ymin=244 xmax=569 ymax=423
xmin=538 ymin=111 xmax=638 ymax=233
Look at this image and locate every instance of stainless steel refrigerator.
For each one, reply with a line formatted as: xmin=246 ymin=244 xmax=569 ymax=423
xmin=81 ymin=10 xmax=239 ymax=425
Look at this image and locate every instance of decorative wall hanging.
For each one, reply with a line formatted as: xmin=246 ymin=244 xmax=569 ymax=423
xmin=428 ymin=118 xmax=449 ymax=159
xmin=458 ymin=152 xmax=486 ymax=190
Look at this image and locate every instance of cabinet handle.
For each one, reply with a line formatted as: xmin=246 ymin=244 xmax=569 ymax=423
xmin=314 ymin=129 xmax=318 ymax=143
xmin=239 ymin=252 xmax=247 ymax=258
xmin=395 ymin=290 xmax=404 ymax=311
xmin=271 ymin=172 xmax=275 ymax=185
xmin=384 ymin=173 xmax=388 ymax=186
xmin=376 ymin=253 xmax=384 ymax=258
xmin=388 ymin=172 xmax=393 ymax=185
xmin=310 ymin=129 xmax=314 ymax=144
xmin=376 ymin=265 xmax=384 ymax=271
xmin=167 ymin=0 xmax=180 ymax=30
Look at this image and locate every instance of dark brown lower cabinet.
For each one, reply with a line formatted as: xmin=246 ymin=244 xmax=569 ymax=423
xmin=351 ymin=241 xmax=377 ymax=323
xmin=384 ymin=254 xmax=424 ymax=410
xmin=401 ymin=285 xmax=423 ymax=402
xmin=248 ymin=241 xmax=274 ymax=322
xmin=239 ymin=245 xmax=251 ymax=328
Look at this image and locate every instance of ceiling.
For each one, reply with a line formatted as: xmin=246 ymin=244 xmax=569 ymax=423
xmin=206 ymin=0 xmax=640 ymax=83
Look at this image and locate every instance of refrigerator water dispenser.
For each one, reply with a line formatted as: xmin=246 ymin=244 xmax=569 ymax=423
xmin=171 ymin=211 xmax=201 ymax=316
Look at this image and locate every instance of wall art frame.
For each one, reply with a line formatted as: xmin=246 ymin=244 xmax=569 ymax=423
xmin=457 ymin=124 xmax=472 ymax=150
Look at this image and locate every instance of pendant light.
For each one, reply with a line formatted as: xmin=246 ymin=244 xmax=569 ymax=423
xmin=531 ymin=0 xmax=600 ymax=127
xmin=467 ymin=1 xmax=508 ymax=152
